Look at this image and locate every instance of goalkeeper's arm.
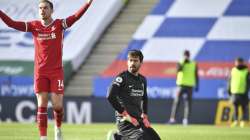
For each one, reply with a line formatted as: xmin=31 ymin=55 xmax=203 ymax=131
xmin=107 ymin=82 xmax=124 ymax=114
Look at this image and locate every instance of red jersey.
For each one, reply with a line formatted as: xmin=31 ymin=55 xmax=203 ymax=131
xmin=0 ymin=2 xmax=91 ymax=75
xmin=27 ymin=19 xmax=65 ymax=74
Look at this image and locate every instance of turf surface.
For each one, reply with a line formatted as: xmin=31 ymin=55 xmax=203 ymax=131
xmin=0 ymin=123 xmax=249 ymax=140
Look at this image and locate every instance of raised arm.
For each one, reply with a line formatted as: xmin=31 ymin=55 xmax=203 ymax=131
xmin=62 ymin=0 xmax=93 ymax=29
xmin=0 ymin=10 xmax=28 ymax=32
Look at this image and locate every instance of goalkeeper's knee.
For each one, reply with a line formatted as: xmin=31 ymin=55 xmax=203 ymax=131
xmin=107 ymin=130 xmax=121 ymax=140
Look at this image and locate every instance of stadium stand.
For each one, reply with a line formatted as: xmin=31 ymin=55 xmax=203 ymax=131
xmin=94 ymin=0 xmax=250 ymax=99
xmin=65 ymin=0 xmax=158 ymax=96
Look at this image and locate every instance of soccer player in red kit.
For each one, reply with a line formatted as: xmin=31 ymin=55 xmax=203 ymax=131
xmin=0 ymin=0 xmax=93 ymax=140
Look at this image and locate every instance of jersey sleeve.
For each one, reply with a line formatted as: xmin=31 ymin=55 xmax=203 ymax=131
xmin=142 ymin=76 xmax=148 ymax=114
xmin=177 ymin=62 xmax=183 ymax=72
xmin=106 ymin=74 xmax=125 ymax=114
xmin=227 ymin=69 xmax=232 ymax=95
xmin=61 ymin=2 xmax=92 ymax=29
xmin=246 ymin=70 xmax=250 ymax=94
xmin=195 ymin=63 xmax=199 ymax=88
xmin=0 ymin=10 xmax=29 ymax=32
xmin=26 ymin=21 xmax=36 ymax=32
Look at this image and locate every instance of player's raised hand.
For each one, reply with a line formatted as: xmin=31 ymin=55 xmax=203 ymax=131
xmin=87 ymin=0 xmax=93 ymax=4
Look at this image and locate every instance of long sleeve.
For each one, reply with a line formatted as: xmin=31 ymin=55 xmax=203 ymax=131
xmin=142 ymin=78 xmax=148 ymax=114
xmin=63 ymin=1 xmax=92 ymax=29
xmin=107 ymin=76 xmax=125 ymax=114
xmin=195 ymin=64 xmax=199 ymax=89
xmin=227 ymin=73 xmax=232 ymax=96
xmin=245 ymin=72 xmax=249 ymax=94
xmin=177 ymin=63 xmax=183 ymax=72
xmin=0 ymin=10 xmax=28 ymax=32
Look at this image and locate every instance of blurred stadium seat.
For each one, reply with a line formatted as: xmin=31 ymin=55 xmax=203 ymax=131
xmin=94 ymin=0 xmax=250 ymax=100
xmin=65 ymin=0 xmax=157 ymax=96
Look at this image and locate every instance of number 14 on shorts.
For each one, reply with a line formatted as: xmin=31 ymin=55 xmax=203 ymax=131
xmin=57 ymin=80 xmax=64 ymax=91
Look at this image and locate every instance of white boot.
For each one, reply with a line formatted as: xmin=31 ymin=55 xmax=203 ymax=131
xmin=182 ymin=118 xmax=188 ymax=126
xmin=40 ymin=136 xmax=48 ymax=140
xmin=168 ymin=118 xmax=176 ymax=124
xmin=55 ymin=127 xmax=63 ymax=140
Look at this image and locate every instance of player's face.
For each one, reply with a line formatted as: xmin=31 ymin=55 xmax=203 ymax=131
xmin=39 ymin=2 xmax=53 ymax=20
xmin=235 ymin=60 xmax=243 ymax=67
xmin=184 ymin=54 xmax=189 ymax=60
xmin=127 ymin=56 xmax=142 ymax=74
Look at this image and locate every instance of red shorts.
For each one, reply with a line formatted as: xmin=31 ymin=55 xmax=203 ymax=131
xmin=34 ymin=71 xmax=64 ymax=94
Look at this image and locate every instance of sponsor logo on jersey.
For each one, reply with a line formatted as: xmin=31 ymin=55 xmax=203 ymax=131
xmin=130 ymin=89 xmax=144 ymax=97
xmin=37 ymin=32 xmax=56 ymax=40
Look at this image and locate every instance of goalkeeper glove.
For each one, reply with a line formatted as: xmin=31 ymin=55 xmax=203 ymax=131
xmin=141 ymin=113 xmax=151 ymax=128
xmin=120 ymin=110 xmax=139 ymax=126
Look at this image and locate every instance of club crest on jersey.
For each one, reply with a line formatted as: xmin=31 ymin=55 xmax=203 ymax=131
xmin=113 ymin=76 xmax=123 ymax=86
xmin=51 ymin=32 xmax=56 ymax=39
xmin=115 ymin=77 xmax=123 ymax=83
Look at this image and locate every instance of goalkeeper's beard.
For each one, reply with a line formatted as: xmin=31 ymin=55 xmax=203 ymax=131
xmin=129 ymin=65 xmax=140 ymax=74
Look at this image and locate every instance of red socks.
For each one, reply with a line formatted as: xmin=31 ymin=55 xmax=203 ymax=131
xmin=53 ymin=108 xmax=64 ymax=128
xmin=37 ymin=107 xmax=48 ymax=137
xmin=37 ymin=107 xmax=63 ymax=137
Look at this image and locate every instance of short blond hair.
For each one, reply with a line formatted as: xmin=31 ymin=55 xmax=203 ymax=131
xmin=39 ymin=0 xmax=53 ymax=10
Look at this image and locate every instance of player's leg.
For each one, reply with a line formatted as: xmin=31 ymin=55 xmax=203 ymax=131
xmin=142 ymin=130 xmax=152 ymax=140
xmin=183 ymin=87 xmax=193 ymax=125
xmin=231 ymin=95 xmax=239 ymax=127
xmin=50 ymin=72 xmax=64 ymax=140
xmin=240 ymin=96 xmax=249 ymax=128
xmin=107 ymin=112 xmax=123 ymax=140
xmin=35 ymin=76 xmax=50 ymax=140
xmin=142 ymin=127 xmax=161 ymax=140
xmin=51 ymin=93 xmax=64 ymax=140
xmin=117 ymin=113 xmax=143 ymax=140
xmin=169 ymin=87 xmax=182 ymax=124
xmin=36 ymin=93 xmax=49 ymax=140
xmin=51 ymin=93 xmax=64 ymax=128
xmin=107 ymin=130 xmax=122 ymax=140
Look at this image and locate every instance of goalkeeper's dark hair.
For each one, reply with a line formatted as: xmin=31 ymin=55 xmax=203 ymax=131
xmin=39 ymin=0 xmax=53 ymax=10
xmin=128 ymin=49 xmax=144 ymax=62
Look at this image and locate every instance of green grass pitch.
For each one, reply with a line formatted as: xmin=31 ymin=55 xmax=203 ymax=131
xmin=0 ymin=123 xmax=249 ymax=140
